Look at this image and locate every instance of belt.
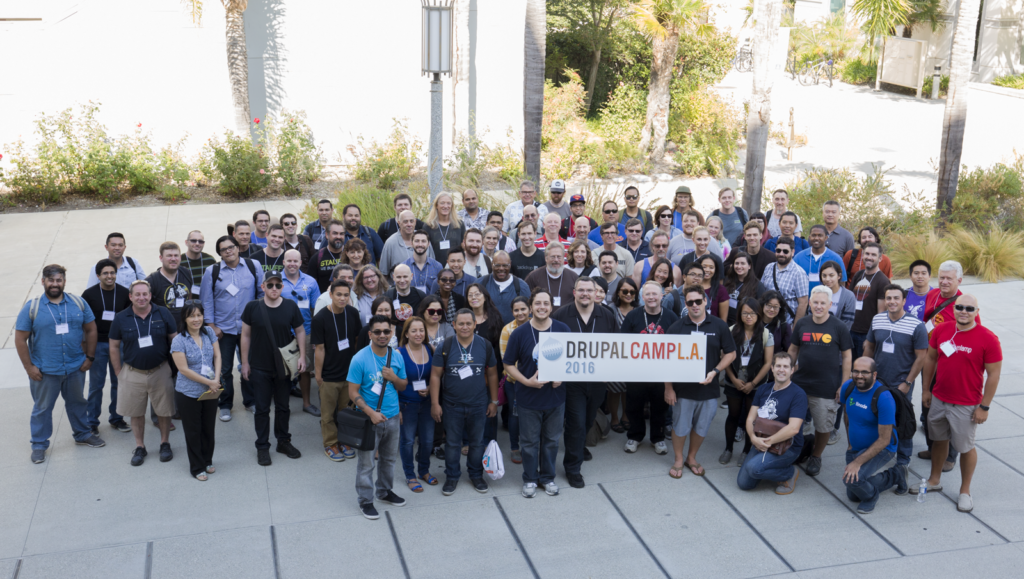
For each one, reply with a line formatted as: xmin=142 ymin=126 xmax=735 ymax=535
xmin=126 ymin=364 xmax=163 ymax=375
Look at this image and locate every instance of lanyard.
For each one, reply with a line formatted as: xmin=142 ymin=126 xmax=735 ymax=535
xmin=266 ymin=251 xmax=282 ymax=270
xmin=546 ymin=272 xmax=564 ymax=299
xmin=408 ymin=345 xmax=428 ymax=382
xmin=576 ymin=311 xmax=596 ymax=333
xmin=331 ymin=307 xmax=349 ymax=341
xmin=133 ymin=311 xmax=152 ymax=339
xmin=102 ymin=286 xmax=116 ymax=313
xmin=457 ymin=335 xmax=477 ymax=361
xmin=46 ymin=300 xmax=68 ymax=327
xmin=438 ymin=223 xmax=451 ymax=242
xmin=642 ymin=309 xmax=660 ymax=332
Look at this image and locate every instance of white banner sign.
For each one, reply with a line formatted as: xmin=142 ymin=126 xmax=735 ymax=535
xmin=537 ymin=333 xmax=708 ymax=383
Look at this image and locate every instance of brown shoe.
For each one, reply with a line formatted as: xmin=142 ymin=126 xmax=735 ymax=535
xmin=776 ymin=470 xmax=799 ymax=495
xmin=918 ymin=450 xmax=932 ymax=459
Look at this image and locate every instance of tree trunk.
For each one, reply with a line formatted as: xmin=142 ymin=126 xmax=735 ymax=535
xmin=742 ymin=0 xmax=783 ymax=216
xmin=937 ymin=0 xmax=982 ymax=222
xmin=639 ymin=32 xmax=679 ymax=162
xmin=524 ymin=0 xmax=546 ymax=187
xmin=224 ymin=1 xmax=252 ymax=136
xmin=584 ymin=46 xmax=602 ymax=115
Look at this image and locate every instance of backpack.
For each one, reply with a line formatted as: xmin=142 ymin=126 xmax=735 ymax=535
xmin=125 ymin=256 xmax=142 ymax=280
xmin=210 ymin=258 xmax=259 ymax=298
xmin=841 ymin=382 xmax=916 ymax=443
xmin=28 ymin=293 xmax=87 ymax=322
xmin=668 ymin=288 xmax=683 ymax=317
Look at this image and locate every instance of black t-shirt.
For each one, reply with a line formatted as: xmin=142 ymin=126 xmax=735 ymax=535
xmin=509 ymin=248 xmax=545 ymax=280
xmin=551 ymin=302 xmax=620 ymax=334
xmin=146 ymin=269 xmax=194 ymax=332
xmin=620 ymin=306 xmax=679 ymax=335
xmin=310 ymin=305 xmax=363 ymax=382
xmin=82 ymin=283 xmax=131 ymax=343
xmin=385 ymin=287 xmax=426 ymax=323
xmin=108 ymin=305 xmax=178 ymax=370
xmin=181 ymin=253 xmax=216 ymax=297
xmin=432 ymin=335 xmax=497 ymax=406
xmin=850 ymin=270 xmax=890 ymax=333
xmin=791 ymin=314 xmax=853 ymax=398
xmin=308 ymin=247 xmax=344 ymax=292
xmin=250 ymin=249 xmax=287 ymax=277
xmin=666 ymin=314 xmax=736 ymax=400
xmin=239 ymin=244 xmax=261 ymax=259
xmin=427 ymin=222 xmax=466 ymax=265
xmin=241 ymin=299 xmax=305 ymax=374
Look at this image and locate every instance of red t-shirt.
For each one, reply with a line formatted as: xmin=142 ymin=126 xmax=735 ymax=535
xmin=923 ymin=289 xmax=980 ymax=335
xmin=929 ymin=322 xmax=1002 ymax=406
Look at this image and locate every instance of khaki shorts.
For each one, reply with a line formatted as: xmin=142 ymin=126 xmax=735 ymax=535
xmin=807 ymin=396 xmax=838 ymax=434
xmin=116 ymin=362 xmax=175 ymax=418
xmin=927 ymin=397 xmax=978 ymax=453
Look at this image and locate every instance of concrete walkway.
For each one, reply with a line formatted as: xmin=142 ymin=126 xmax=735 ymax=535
xmin=2 ymin=201 xmax=1024 ymax=578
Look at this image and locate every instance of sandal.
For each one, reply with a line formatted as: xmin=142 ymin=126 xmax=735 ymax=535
xmin=621 ymin=419 xmax=631 ymax=431
xmin=407 ymin=478 xmax=424 ymax=493
xmin=420 ymin=473 xmax=438 ymax=486
xmin=669 ymin=465 xmax=684 ymax=479
xmin=610 ymin=423 xmax=625 ymax=434
xmin=684 ymin=461 xmax=705 ymax=476
xmin=195 ymin=472 xmax=208 ymax=481
xmin=461 ymin=446 xmax=469 ymax=456
xmin=206 ymin=465 xmax=215 ymax=474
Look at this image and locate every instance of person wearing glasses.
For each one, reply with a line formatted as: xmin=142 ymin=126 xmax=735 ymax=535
xmin=619 ymin=218 xmax=652 ymax=265
xmin=671 ymin=186 xmax=704 ymax=229
xmin=759 ymin=237 xmax=809 ymax=326
xmin=644 ymin=205 xmax=684 ymax=243
xmin=560 ymin=193 xmax=598 ymax=241
xmin=503 ymin=180 xmax=549 ymax=235
xmin=721 ymin=298 xmax=774 ymax=467
xmin=633 ymin=231 xmax=682 ymax=287
xmin=592 ymin=222 xmax=635 ymax=279
xmin=525 ymin=244 xmax=577 ymax=314
xmin=279 ymin=213 xmax=317 ymax=275
xmin=250 ymin=210 xmax=272 ymax=248
xmin=432 ymin=269 xmax=468 ymax=324
xmin=920 ymin=294 xmax=1001 ymax=513
xmin=619 ymin=186 xmax=654 ymax=234
xmin=281 ymin=249 xmax=321 ymax=417
xmin=416 ymin=296 xmax=456 ymax=351
xmin=181 ymin=231 xmax=216 ymax=298
xmin=241 ymin=272 xmax=306 ymax=466
xmin=587 ymin=200 xmax=627 ymax=246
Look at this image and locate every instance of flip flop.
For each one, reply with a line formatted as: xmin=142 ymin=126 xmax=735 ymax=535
xmin=407 ymin=478 xmax=423 ymax=493
xmin=420 ymin=473 xmax=438 ymax=486
xmin=669 ymin=465 xmax=684 ymax=479
xmin=684 ymin=461 xmax=705 ymax=476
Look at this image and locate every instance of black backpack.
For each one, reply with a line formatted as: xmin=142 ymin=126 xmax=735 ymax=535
xmin=841 ymin=382 xmax=917 ymax=442
xmin=210 ymin=258 xmax=259 ymax=298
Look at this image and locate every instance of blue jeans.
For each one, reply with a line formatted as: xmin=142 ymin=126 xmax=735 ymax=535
xmin=850 ymin=332 xmax=867 ymax=359
xmin=518 ymin=404 xmax=564 ymax=485
xmin=844 ymin=449 xmax=903 ymax=512
xmin=217 ymin=333 xmax=253 ymax=410
xmin=87 ymin=342 xmax=123 ymax=426
xmin=399 ymin=400 xmax=434 ymax=480
xmin=443 ymin=402 xmax=487 ymax=480
xmin=356 ymin=415 xmax=400 ymax=505
xmin=30 ymin=371 xmax=92 ymax=450
xmin=737 ymin=445 xmax=801 ymax=490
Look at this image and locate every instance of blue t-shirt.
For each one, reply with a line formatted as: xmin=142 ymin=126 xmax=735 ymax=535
xmin=398 ymin=345 xmax=433 ymax=404
xmin=841 ymin=380 xmax=897 ymax=453
xmin=502 ymin=320 xmax=571 ymax=410
xmin=751 ymin=382 xmax=809 ymax=450
xmin=250 ymin=233 xmax=268 ymax=248
xmin=904 ymin=287 xmax=932 ymax=320
xmin=432 ymin=335 xmax=497 ymax=407
xmin=346 ymin=346 xmax=407 ymax=420
xmin=15 ymin=294 xmax=96 ymax=375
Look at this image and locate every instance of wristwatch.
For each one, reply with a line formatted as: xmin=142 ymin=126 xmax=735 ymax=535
xmin=490 ymin=400 xmax=499 ymax=405
xmin=86 ymin=355 xmax=95 ymax=362
xmin=903 ymin=380 xmax=913 ymax=387
xmin=711 ymin=368 xmax=720 ymax=376
xmin=979 ymin=404 xmax=990 ymax=411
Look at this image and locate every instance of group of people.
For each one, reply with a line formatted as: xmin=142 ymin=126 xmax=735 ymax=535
xmin=15 ymin=181 xmax=1001 ymax=519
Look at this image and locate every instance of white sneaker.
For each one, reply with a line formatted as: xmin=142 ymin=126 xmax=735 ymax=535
xmin=624 ymin=440 xmax=640 ymax=453
xmin=543 ymin=481 xmax=559 ymax=496
xmin=827 ymin=430 xmax=840 ymax=445
xmin=653 ymin=441 xmax=669 ymax=455
xmin=522 ymin=482 xmax=537 ymax=498
xmin=219 ymin=408 xmax=231 ymax=422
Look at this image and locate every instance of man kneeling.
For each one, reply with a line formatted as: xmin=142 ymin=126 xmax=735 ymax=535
xmin=738 ymin=353 xmax=806 ymax=494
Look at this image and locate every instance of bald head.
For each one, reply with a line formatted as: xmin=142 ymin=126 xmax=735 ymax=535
xmin=543 ymin=212 xmax=561 ymax=236
xmin=953 ymin=294 xmax=979 ymax=326
xmin=283 ymin=248 xmax=303 ymax=275
xmin=399 ymin=210 xmax=417 ymax=235
xmin=574 ymin=216 xmax=592 ymax=239
xmin=392 ymin=263 xmax=412 ymax=290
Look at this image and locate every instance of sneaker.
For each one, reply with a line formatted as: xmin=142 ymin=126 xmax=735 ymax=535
xmin=736 ymin=452 xmax=747 ymax=467
xmin=111 ymin=420 xmax=132 ymax=433
xmin=735 ymin=427 xmax=744 ymax=443
xmin=442 ymin=479 xmax=458 ymax=496
xmin=653 ymin=441 xmax=669 ymax=455
xmin=131 ymin=446 xmax=147 ymax=467
xmin=957 ymin=493 xmax=974 ymax=513
xmin=276 ymin=441 xmax=301 ymax=459
xmin=719 ymin=399 xmax=728 ymax=409
xmin=289 ymin=386 xmax=302 ymax=398
xmin=219 ymin=408 xmax=232 ymax=422
xmin=857 ymin=502 xmax=876 ymax=514
xmin=805 ymin=456 xmax=822 ymax=477
xmin=624 ymin=439 xmax=640 ymax=453
xmin=522 ymin=482 xmax=537 ymax=498
xmin=511 ymin=449 xmax=523 ymax=464
xmin=360 ymin=503 xmax=380 ymax=520
xmin=567 ymin=473 xmax=585 ymax=489
xmin=378 ymin=490 xmax=406 ymax=506
xmin=257 ymin=449 xmax=272 ymax=466
xmin=325 ymin=445 xmax=345 ymax=462
xmin=543 ymin=481 xmax=559 ymax=496
xmin=340 ymin=445 xmax=356 ymax=459
xmin=583 ymin=448 xmax=593 ymax=461
xmin=246 ymin=405 xmax=256 ymax=414
xmin=159 ymin=442 xmax=173 ymax=462
xmin=31 ymin=449 xmax=45 ymax=464
xmin=303 ymin=405 xmax=321 ymax=417
xmin=827 ymin=430 xmax=840 ymax=446
xmin=90 ymin=425 xmax=100 ymax=436
xmin=894 ymin=464 xmax=909 ymax=495
xmin=775 ymin=470 xmax=799 ymax=495
xmin=471 ymin=478 xmax=489 ymax=493
xmin=434 ymin=445 xmax=445 ymax=459
xmin=718 ymin=450 xmax=733 ymax=465
xmin=76 ymin=435 xmax=106 ymax=448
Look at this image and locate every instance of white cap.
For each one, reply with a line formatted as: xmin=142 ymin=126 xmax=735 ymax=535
xmin=550 ymin=179 xmax=566 ymax=193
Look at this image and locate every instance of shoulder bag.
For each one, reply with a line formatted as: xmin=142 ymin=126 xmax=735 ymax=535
xmin=258 ymin=300 xmax=301 ymax=380
xmin=335 ymin=347 xmax=394 ymax=451
xmin=752 ymin=416 xmax=793 ymax=455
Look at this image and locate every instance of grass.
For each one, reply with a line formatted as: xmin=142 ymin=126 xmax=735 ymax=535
xmin=888 ymin=225 xmax=1024 ymax=282
xmin=888 ymin=231 xmax=953 ymax=278
xmin=992 ymin=73 xmax=1024 ymax=90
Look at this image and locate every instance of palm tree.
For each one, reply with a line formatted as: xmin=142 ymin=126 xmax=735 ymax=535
xmin=631 ymin=0 xmax=709 ymax=162
xmin=181 ymin=1 xmax=253 ymax=135
xmin=902 ymin=0 xmax=947 ymax=38
xmin=852 ymin=0 xmax=910 ymax=61
xmin=524 ymin=0 xmax=546 ymax=187
xmin=937 ymin=0 xmax=982 ymax=222
xmin=741 ymin=0 xmax=783 ymax=216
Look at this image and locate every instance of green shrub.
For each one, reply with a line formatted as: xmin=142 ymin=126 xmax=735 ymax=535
xmin=992 ymin=73 xmax=1024 ymax=90
xmin=675 ymin=29 xmax=737 ymax=91
xmin=922 ymin=74 xmax=949 ymax=98
xmin=259 ymin=110 xmax=324 ymax=194
xmin=208 ymin=132 xmax=273 ymax=197
xmin=300 ymin=182 xmax=433 ymax=231
xmin=159 ymin=185 xmax=190 ymax=204
xmin=597 ymin=82 xmax=647 ymax=145
xmin=482 ymin=135 xmax=525 ymax=188
xmin=838 ymin=56 xmax=876 ymax=85
xmin=352 ymin=119 xmax=422 ymax=190
xmin=444 ymin=130 xmax=486 ymax=189
xmin=668 ymin=84 xmax=741 ymax=177
xmin=541 ymin=69 xmax=589 ymax=180
xmin=951 ymin=158 xmax=1024 ymax=230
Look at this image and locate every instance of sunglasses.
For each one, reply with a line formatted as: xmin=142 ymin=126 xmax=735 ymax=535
xmin=370 ymin=329 xmax=393 ymax=336
xmin=282 ymin=221 xmax=296 ymax=226
xmin=627 ymin=229 xmax=642 ymax=234
xmin=426 ymin=308 xmax=444 ymax=315
xmin=603 ymin=209 xmax=618 ymax=214
xmin=652 ymin=244 xmax=668 ymax=249
xmin=954 ymin=305 xmax=977 ymax=312
xmin=620 ymin=289 xmax=635 ymax=295
xmin=775 ymin=249 xmax=791 ymax=255
xmin=265 ymin=283 xmax=282 ymax=289
xmin=685 ymin=299 xmax=705 ymax=306
xmin=624 ymin=195 xmax=638 ymax=201
xmin=439 ymin=278 xmax=456 ymax=284
xmin=188 ymin=239 xmax=205 ymax=244
xmin=659 ymin=214 xmax=672 ymax=219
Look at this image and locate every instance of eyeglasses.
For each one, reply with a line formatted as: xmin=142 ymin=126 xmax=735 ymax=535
xmin=220 ymin=246 xmax=237 ymax=253
xmin=954 ymin=305 xmax=977 ymax=312
xmin=619 ymin=289 xmax=635 ymax=295
xmin=652 ymin=244 xmax=668 ymax=250
xmin=775 ymin=249 xmax=791 ymax=255
xmin=741 ymin=311 xmax=758 ymax=318
xmin=850 ymin=370 xmax=874 ymax=376
xmin=627 ymin=229 xmax=642 ymax=234
xmin=602 ymin=231 xmax=617 ymax=236
xmin=603 ymin=209 xmax=618 ymax=214
xmin=685 ymin=299 xmax=705 ymax=306
xmin=188 ymin=239 xmax=205 ymax=244
xmin=265 ymin=283 xmax=282 ymax=289
xmin=370 ymin=329 xmax=393 ymax=336
xmin=426 ymin=308 xmax=444 ymax=316
xmin=624 ymin=195 xmax=638 ymax=201
xmin=764 ymin=303 xmax=780 ymax=310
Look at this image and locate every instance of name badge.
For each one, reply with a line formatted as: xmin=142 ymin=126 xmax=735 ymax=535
xmin=139 ymin=335 xmax=154 ymax=348
xmin=55 ymin=323 xmax=70 ymax=335
xmin=741 ymin=355 xmax=751 ymax=366
xmin=201 ymin=365 xmax=214 ymax=379
xmin=413 ymin=379 xmax=427 ymax=391
xmin=809 ymin=273 xmax=820 ymax=283
xmin=226 ymin=283 xmax=240 ymax=296
xmin=102 ymin=311 xmax=116 ymax=321
xmin=757 ymin=406 xmax=770 ymax=418
xmin=337 ymin=339 xmax=350 ymax=351
xmin=882 ymin=341 xmax=895 ymax=354
xmin=855 ymin=300 xmax=864 ymax=311
xmin=939 ymin=341 xmax=956 ymax=356
xmin=416 ymin=285 xmax=427 ymax=293
xmin=371 ymin=381 xmax=383 ymax=395
xmin=314 ymin=241 xmax=322 ymax=250
xmin=728 ymin=298 xmax=737 ymax=309
xmin=439 ymin=240 xmax=451 ymax=250
xmin=553 ymin=296 xmax=561 ymax=307
xmin=297 ymin=299 xmax=310 ymax=310
xmin=458 ymin=366 xmax=473 ymax=379
xmin=393 ymin=299 xmax=401 ymax=311
xmin=925 ymin=320 xmax=935 ymax=333
xmin=175 ymin=298 xmax=185 ymax=308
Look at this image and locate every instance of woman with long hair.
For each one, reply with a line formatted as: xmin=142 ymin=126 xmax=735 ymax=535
xmin=760 ymin=290 xmax=792 ymax=355
xmin=644 ymin=205 xmax=684 ymax=242
xmin=705 ymin=215 xmax=731 ymax=259
xmin=424 ymin=191 xmax=466 ymax=264
xmin=169 ymin=302 xmax=222 ymax=481
xmin=697 ymin=254 xmax=729 ymax=320
xmin=566 ymin=239 xmax=596 ymax=277
xmin=398 ymin=316 xmax=437 ymax=492
xmin=819 ymin=260 xmax=856 ymax=330
xmin=353 ymin=265 xmax=390 ymax=325
xmin=499 ymin=296 xmax=531 ymax=464
xmin=341 ymin=238 xmax=371 ymax=269
xmin=721 ymin=298 xmax=774 ymax=467
xmin=416 ymin=296 xmax=455 ymax=350
xmin=355 ymin=296 xmax=399 ymax=350
xmin=724 ymin=251 xmax=767 ymax=325
xmin=613 ymin=277 xmax=640 ymax=326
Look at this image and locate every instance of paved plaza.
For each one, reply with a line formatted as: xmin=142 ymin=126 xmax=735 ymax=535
xmin=2 ymin=202 xmax=1024 ymax=579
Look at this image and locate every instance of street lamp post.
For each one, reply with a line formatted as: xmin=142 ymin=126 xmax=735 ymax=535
xmin=422 ymin=0 xmax=453 ymax=202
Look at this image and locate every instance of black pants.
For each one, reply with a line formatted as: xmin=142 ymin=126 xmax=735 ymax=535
xmin=218 ymin=333 xmax=254 ymax=410
xmin=725 ymin=391 xmax=755 ymax=454
xmin=175 ymin=391 xmax=217 ymax=476
xmin=625 ymin=383 xmax=667 ymax=444
xmin=563 ymin=382 xmax=606 ymax=476
xmin=251 ymin=368 xmax=291 ymax=450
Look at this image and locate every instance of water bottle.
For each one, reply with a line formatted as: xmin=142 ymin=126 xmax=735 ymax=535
xmin=917 ymin=478 xmax=927 ymax=503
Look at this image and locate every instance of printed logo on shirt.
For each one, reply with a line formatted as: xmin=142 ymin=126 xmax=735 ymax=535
xmin=642 ymin=322 xmax=666 ymax=335
xmin=802 ymin=332 xmax=833 ymax=344
xmin=848 ymin=397 xmax=868 ymax=410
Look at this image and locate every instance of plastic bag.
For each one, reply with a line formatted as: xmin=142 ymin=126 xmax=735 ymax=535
xmin=482 ymin=440 xmax=505 ymax=480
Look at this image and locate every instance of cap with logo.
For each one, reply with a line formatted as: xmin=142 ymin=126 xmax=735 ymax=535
xmin=569 ymin=193 xmax=586 ymax=205
xmin=550 ymin=179 xmax=566 ymax=193
xmin=264 ymin=271 xmax=284 ymax=282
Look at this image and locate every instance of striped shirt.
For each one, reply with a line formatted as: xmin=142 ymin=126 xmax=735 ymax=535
xmin=866 ymin=311 xmax=928 ymax=388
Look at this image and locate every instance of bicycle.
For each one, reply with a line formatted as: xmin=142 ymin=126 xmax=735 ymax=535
xmin=733 ymin=41 xmax=752 ymax=73
xmin=798 ymin=57 xmax=835 ymax=88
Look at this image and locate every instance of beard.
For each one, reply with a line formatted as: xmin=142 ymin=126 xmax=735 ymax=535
xmin=46 ymin=286 xmax=63 ymax=297
xmin=547 ymin=265 xmax=564 ymax=276
xmin=330 ymin=240 xmax=345 ymax=251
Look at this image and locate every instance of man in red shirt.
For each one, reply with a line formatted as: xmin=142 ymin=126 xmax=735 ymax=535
xmin=919 ymin=295 xmax=1001 ymax=513
xmin=534 ymin=213 xmax=570 ymax=253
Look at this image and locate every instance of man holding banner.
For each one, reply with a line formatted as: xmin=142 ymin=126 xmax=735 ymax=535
xmin=552 ymin=277 xmax=620 ymax=489
xmin=665 ymin=285 xmax=737 ymax=478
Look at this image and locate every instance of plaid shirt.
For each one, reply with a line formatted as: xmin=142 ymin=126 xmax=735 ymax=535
xmin=457 ymin=208 xmax=490 ymax=232
xmin=760 ymin=262 xmax=809 ymax=323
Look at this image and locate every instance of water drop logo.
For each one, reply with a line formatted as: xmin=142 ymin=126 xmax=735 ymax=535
xmin=541 ymin=338 xmax=564 ymax=361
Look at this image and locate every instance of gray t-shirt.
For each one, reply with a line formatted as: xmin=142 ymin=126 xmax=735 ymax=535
xmin=666 ymin=235 xmax=723 ymax=263
xmin=717 ymin=209 xmax=744 ymax=245
xmin=542 ymin=201 xmax=573 ymax=221
xmin=432 ymin=335 xmax=497 ymax=406
xmin=865 ymin=312 xmax=928 ymax=389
